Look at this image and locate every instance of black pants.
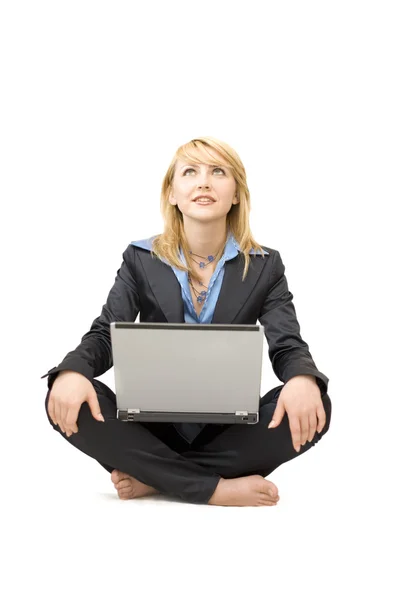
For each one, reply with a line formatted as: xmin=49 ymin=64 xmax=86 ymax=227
xmin=44 ymin=380 xmax=332 ymax=505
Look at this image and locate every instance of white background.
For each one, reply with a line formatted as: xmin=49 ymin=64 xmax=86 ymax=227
xmin=1 ymin=1 xmax=399 ymax=598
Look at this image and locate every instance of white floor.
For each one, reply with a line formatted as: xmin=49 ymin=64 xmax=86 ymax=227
xmin=4 ymin=390 xmax=397 ymax=600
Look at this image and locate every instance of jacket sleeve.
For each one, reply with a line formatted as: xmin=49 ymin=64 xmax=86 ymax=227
xmin=40 ymin=244 xmax=140 ymax=391
xmin=258 ymin=249 xmax=329 ymax=397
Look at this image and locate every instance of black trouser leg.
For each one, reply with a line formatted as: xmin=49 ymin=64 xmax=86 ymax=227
xmin=180 ymin=385 xmax=332 ymax=478
xmin=44 ymin=379 xmax=221 ymax=505
xmin=45 ymin=380 xmax=331 ymax=503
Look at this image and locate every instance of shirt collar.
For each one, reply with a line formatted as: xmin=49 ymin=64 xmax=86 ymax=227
xmin=178 ymin=230 xmax=241 ymax=265
xmin=131 ymin=229 xmax=265 ymax=267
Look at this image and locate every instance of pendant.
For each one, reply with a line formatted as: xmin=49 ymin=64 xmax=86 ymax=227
xmin=196 ymin=291 xmax=207 ymax=304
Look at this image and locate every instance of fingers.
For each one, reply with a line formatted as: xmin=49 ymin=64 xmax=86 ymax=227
xmin=65 ymin=406 xmax=79 ymax=438
xmin=291 ymin=403 xmax=326 ymax=452
xmin=87 ymin=393 xmax=105 ymax=422
xmin=288 ymin=416 xmax=301 ymax=452
xmin=54 ymin=399 xmax=63 ymax=432
xmin=299 ymin=415 xmax=309 ymax=446
xmin=289 ymin=405 xmax=325 ymax=450
xmin=308 ymin=412 xmax=317 ymax=443
xmin=317 ymin=404 xmax=326 ymax=433
xmin=49 ymin=394 xmax=79 ymax=437
xmin=47 ymin=394 xmax=56 ymax=427
xmin=49 ymin=393 xmax=104 ymax=437
xmin=60 ymin=403 xmax=69 ymax=434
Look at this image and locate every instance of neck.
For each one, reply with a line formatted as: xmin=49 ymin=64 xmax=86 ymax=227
xmin=183 ymin=218 xmax=228 ymax=258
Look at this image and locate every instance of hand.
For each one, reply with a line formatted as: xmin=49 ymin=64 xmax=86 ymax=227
xmin=47 ymin=370 xmax=105 ymax=437
xmin=267 ymin=375 xmax=326 ymax=452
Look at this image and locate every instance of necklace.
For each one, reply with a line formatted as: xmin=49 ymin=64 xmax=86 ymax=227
xmin=188 ymin=243 xmax=224 ymax=268
xmin=187 ymin=244 xmax=225 ymax=305
xmin=188 ymin=273 xmax=208 ymax=304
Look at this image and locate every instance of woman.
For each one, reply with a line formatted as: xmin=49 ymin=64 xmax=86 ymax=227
xmin=42 ymin=136 xmax=332 ymax=507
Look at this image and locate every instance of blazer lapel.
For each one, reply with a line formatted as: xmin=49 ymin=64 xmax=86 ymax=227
xmin=138 ymin=251 xmax=266 ymax=324
xmin=211 ymin=254 xmax=265 ymax=323
xmin=138 ymin=252 xmax=184 ymax=322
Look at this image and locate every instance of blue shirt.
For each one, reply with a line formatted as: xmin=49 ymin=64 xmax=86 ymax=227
xmin=130 ymin=230 xmax=268 ymax=443
xmin=131 ymin=230 xmax=267 ymax=323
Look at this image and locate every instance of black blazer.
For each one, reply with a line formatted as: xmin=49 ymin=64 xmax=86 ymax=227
xmin=41 ymin=243 xmax=329 ymax=396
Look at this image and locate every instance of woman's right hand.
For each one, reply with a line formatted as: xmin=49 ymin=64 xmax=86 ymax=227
xmin=47 ymin=370 xmax=105 ymax=437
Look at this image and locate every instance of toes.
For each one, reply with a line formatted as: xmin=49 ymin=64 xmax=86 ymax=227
xmin=266 ymin=490 xmax=279 ymax=502
xmin=267 ymin=490 xmax=279 ymax=501
xmin=111 ymin=470 xmax=130 ymax=485
xmin=118 ymin=489 xmax=133 ymax=500
xmin=116 ymin=480 xmax=132 ymax=491
xmin=111 ymin=470 xmax=122 ymax=483
xmin=268 ymin=490 xmax=279 ymax=500
xmin=265 ymin=483 xmax=279 ymax=498
xmin=259 ymin=495 xmax=278 ymax=506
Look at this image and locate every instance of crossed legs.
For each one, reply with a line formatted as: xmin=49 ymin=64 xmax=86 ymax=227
xmin=44 ymin=379 xmax=331 ymax=505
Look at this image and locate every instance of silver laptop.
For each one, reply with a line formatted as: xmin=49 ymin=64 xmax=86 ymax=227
xmin=110 ymin=322 xmax=264 ymax=425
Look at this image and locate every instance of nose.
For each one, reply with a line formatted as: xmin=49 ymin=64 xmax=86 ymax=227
xmin=196 ymin=168 xmax=212 ymax=189
xmin=197 ymin=178 xmax=211 ymax=190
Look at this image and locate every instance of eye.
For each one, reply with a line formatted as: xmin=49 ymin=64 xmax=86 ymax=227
xmin=182 ymin=167 xmax=225 ymax=176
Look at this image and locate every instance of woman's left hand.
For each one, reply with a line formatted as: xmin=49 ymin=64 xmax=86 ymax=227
xmin=267 ymin=375 xmax=326 ymax=452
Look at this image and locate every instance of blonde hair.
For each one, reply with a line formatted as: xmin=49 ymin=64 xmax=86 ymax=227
xmin=151 ymin=136 xmax=266 ymax=282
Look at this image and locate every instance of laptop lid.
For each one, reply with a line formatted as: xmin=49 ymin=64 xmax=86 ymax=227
xmin=110 ymin=322 xmax=264 ymax=424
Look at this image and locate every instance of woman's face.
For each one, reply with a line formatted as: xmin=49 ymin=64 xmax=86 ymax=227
xmin=169 ymin=151 xmax=239 ymax=224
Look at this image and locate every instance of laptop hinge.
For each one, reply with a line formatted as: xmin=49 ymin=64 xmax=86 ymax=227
xmin=117 ymin=408 xmax=141 ymax=422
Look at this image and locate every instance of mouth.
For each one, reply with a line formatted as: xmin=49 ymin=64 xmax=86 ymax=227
xmin=193 ymin=195 xmax=216 ymax=204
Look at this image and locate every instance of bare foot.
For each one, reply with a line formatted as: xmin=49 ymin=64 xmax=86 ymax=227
xmin=111 ymin=469 xmax=160 ymax=500
xmin=208 ymin=474 xmax=280 ymax=507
